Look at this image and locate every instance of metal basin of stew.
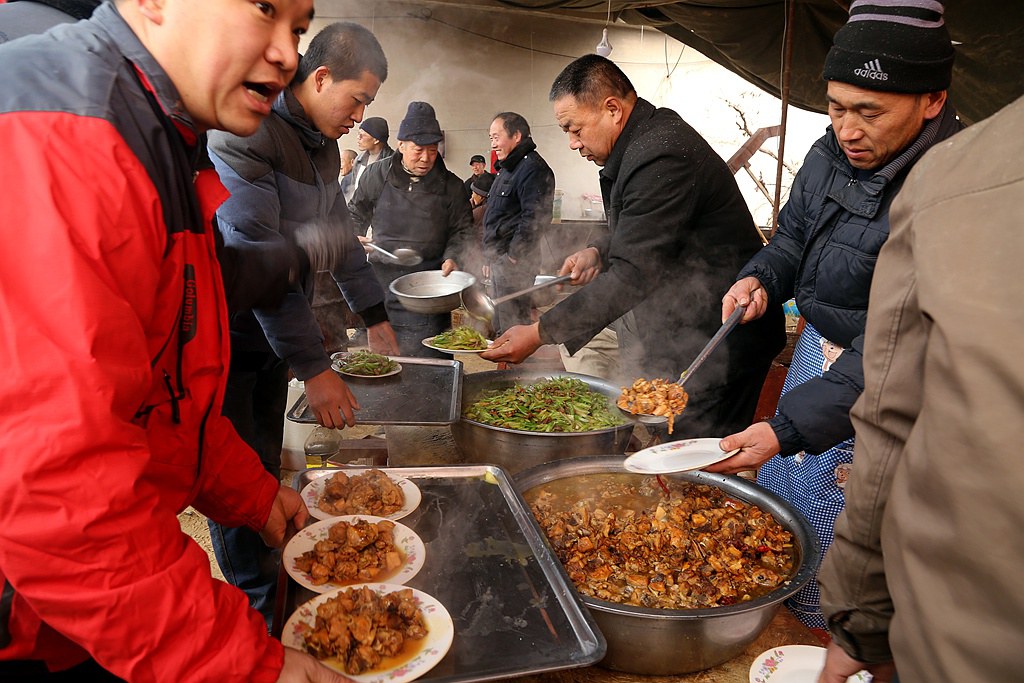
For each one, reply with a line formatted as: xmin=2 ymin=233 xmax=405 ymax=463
xmin=451 ymin=369 xmax=634 ymax=474
xmin=514 ymin=455 xmax=821 ymax=675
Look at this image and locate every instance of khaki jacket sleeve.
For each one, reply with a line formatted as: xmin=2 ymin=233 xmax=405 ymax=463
xmin=817 ymin=175 xmax=928 ymax=663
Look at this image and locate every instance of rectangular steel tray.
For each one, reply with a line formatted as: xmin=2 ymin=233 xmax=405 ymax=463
xmin=275 ymin=465 xmax=606 ymax=681
xmin=286 ymin=357 xmax=462 ymax=425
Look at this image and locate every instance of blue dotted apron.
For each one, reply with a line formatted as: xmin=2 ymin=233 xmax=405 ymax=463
xmin=757 ymin=321 xmax=854 ymax=629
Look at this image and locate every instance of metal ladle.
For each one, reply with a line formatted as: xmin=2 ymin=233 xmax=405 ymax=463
xmin=622 ymin=304 xmax=747 ymax=425
xmin=365 ymin=241 xmax=423 ymax=267
xmin=461 ymin=274 xmax=572 ymax=324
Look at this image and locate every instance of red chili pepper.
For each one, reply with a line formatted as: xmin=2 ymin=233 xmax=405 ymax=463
xmin=655 ymin=475 xmax=671 ymax=496
xmin=757 ymin=545 xmax=770 ymax=553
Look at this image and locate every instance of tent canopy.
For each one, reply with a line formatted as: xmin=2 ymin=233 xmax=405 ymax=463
xmin=432 ymin=0 xmax=1024 ymax=125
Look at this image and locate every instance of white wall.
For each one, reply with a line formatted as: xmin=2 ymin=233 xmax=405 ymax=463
xmin=307 ymin=1 xmax=829 ymax=225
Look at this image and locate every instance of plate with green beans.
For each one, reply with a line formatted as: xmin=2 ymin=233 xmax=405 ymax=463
xmin=422 ymin=326 xmax=492 ymax=354
xmin=331 ymin=350 xmax=402 ymax=378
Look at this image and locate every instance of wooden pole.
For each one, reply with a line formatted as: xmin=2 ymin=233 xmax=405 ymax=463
xmin=772 ymin=0 xmax=797 ymax=236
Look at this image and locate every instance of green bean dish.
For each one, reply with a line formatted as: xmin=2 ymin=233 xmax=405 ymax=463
xmin=335 ymin=350 xmax=399 ymax=376
xmin=463 ymin=377 xmax=625 ymax=432
xmin=431 ymin=326 xmax=489 ymax=350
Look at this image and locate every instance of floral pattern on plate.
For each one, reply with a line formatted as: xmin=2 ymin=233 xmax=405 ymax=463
xmin=300 ymin=469 xmax=421 ymax=522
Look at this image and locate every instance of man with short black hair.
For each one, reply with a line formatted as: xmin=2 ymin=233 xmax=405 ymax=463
xmin=0 ymin=0 xmax=352 ymax=680
xmin=207 ymin=21 xmax=399 ymax=630
xmin=484 ymin=56 xmax=784 ymax=446
xmin=483 ymin=112 xmax=554 ymax=331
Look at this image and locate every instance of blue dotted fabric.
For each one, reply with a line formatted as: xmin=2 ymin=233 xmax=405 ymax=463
xmin=757 ymin=322 xmax=854 ymax=629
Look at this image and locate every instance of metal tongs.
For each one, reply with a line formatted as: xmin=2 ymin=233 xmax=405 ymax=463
xmin=625 ymin=304 xmax=747 ymax=425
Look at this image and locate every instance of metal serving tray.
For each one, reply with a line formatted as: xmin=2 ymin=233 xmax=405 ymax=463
xmin=275 ymin=465 xmax=606 ymax=682
xmin=286 ymin=357 xmax=462 ymax=425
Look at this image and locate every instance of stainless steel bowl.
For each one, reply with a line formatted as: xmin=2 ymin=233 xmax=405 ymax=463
xmin=514 ymin=455 xmax=822 ymax=675
xmin=389 ymin=270 xmax=476 ymax=314
xmin=451 ymin=369 xmax=634 ymax=474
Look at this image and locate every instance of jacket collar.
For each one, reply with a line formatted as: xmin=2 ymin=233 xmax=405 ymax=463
xmin=274 ymin=88 xmax=325 ymax=150
xmin=824 ymin=102 xmax=961 ymax=218
xmin=599 ymin=97 xmax=655 ymax=184
xmin=496 ymin=137 xmax=537 ymax=172
xmin=94 ymin=3 xmax=197 ymax=139
xmin=385 ymin=152 xmax=451 ymax=191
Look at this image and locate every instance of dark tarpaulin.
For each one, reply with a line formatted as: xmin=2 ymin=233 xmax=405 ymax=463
xmin=452 ymin=0 xmax=1024 ymax=125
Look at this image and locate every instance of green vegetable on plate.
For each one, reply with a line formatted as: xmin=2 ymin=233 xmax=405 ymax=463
xmin=432 ymin=326 xmax=489 ymax=350
xmin=336 ymin=350 xmax=399 ymax=376
xmin=464 ymin=377 xmax=625 ymax=432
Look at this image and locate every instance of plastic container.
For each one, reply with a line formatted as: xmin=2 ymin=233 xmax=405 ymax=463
xmin=282 ymin=378 xmax=316 ymax=469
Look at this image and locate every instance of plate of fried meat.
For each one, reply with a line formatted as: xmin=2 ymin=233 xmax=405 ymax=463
xmin=283 ymin=583 xmax=454 ymax=683
xmin=284 ymin=516 xmax=425 ymax=593
xmin=301 ymin=468 xmax=421 ymax=522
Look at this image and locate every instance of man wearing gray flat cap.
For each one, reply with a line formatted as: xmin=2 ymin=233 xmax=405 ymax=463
xmin=349 ymin=101 xmax=473 ymax=356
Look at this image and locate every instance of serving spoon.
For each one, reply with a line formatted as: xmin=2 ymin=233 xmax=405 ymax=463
xmin=365 ymin=241 xmax=423 ymax=267
xmin=461 ymin=274 xmax=572 ymax=324
xmin=620 ymin=304 xmax=747 ymax=426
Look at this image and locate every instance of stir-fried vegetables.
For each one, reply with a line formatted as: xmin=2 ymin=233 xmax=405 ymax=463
xmin=464 ymin=377 xmax=625 ymax=432
xmin=432 ymin=326 xmax=489 ymax=350
xmin=336 ymin=350 xmax=399 ymax=376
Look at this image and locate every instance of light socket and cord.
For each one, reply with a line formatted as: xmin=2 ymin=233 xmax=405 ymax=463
xmin=596 ymin=27 xmax=613 ymax=57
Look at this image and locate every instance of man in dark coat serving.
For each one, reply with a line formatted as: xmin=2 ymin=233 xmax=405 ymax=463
xmin=483 ymin=54 xmax=785 ymax=440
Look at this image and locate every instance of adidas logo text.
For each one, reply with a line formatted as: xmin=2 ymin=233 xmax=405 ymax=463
xmin=854 ymin=59 xmax=888 ymax=81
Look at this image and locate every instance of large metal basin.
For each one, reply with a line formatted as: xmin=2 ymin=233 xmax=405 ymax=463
xmin=514 ymin=455 xmax=822 ymax=675
xmin=451 ymin=369 xmax=633 ymax=474
xmin=389 ymin=270 xmax=475 ymax=314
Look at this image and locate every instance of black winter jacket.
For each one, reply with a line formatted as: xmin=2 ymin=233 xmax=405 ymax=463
xmin=739 ymin=103 xmax=963 ymax=455
xmin=482 ymin=138 xmax=554 ymax=268
xmin=348 ymin=153 xmax=473 ymax=268
xmin=539 ymin=98 xmax=785 ymax=391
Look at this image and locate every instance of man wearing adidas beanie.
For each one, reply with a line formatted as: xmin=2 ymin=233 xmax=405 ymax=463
xmin=708 ymin=0 xmax=962 ymax=636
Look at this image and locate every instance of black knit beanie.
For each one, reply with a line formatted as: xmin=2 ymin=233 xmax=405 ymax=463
xmin=822 ymin=0 xmax=954 ymax=93
xmin=397 ymin=101 xmax=443 ymax=146
xmin=359 ymin=117 xmax=389 ymax=144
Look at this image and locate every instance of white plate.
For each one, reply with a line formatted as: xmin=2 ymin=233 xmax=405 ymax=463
xmin=749 ymin=645 xmax=872 ymax=683
xmin=284 ymin=516 xmax=425 ymax=593
xmin=421 ymin=335 xmax=493 ymax=354
xmin=283 ymin=582 xmax=454 ymax=683
xmin=301 ymin=470 xmax=421 ymax=522
xmin=331 ymin=352 xmax=402 ymax=378
xmin=623 ymin=437 xmax=740 ymax=474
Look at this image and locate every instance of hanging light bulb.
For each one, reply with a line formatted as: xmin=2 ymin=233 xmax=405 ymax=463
xmin=595 ymin=27 xmax=613 ymax=57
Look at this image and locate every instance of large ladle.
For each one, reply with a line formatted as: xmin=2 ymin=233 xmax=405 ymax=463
xmin=622 ymin=303 xmax=747 ymax=426
xmin=365 ymin=241 xmax=423 ymax=267
xmin=461 ymin=274 xmax=572 ymax=325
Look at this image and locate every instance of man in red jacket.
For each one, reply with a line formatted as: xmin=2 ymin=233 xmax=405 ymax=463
xmin=0 ymin=1 xmax=350 ymax=682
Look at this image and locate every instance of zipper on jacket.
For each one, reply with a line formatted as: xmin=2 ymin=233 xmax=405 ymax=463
xmin=162 ymin=370 xmax=181 ymax=424
xmin=0 ymin=580 xmax=14 ymax=648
